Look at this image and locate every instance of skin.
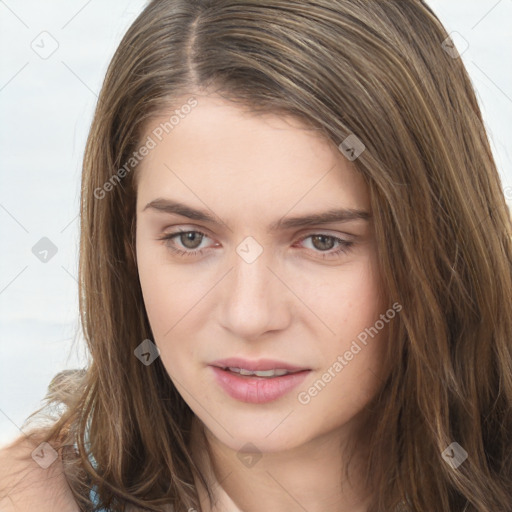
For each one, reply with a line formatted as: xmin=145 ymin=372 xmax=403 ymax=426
xmin=135 ymin=93 xmax=390 ymax=512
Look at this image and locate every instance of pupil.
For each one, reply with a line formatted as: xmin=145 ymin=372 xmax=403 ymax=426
xmin=182 ymin=232 xmax=202 ymax=249
xmin=312 ymin=235 xmax=334 ymax=251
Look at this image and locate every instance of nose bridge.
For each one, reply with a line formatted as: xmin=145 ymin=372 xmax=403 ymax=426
xmin=233 ymin=250 xmax=270 ymax=298
xmin=219 ymin=242 xmax=289 ymax=337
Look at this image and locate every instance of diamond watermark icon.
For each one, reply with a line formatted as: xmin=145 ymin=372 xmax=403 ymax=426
xmin=236 ymin=236 xmax=263 ymax=264
xmin=441 ymin=441 xmax=468 ymax=469
xmin=134 ymin=339 xmax=160 ymax=366
xmin=236 ymin=442 xmax=262 ymax=468
xmin=31 ymin=441 xmax=58 ymax=469
xmin=441 ymin=31 xmax=469 ymax=59
xmin=30 ymin=31 xmax=59 ymax=60
xmin=338 ymin=134 xmax=365 ymax=161
xmin=32 ymin=237 xmax=58 ymax=263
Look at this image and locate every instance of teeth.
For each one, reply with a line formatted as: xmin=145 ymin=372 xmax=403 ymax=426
xmin=227 ymin=367 xmax=291 ymax=377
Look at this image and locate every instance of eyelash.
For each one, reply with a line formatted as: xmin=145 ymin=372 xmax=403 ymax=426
xmin=156 ymin=229 xmax=354 ymax=260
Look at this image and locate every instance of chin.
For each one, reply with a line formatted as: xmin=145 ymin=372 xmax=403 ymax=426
xmin=199 ymin=410 xmax=318 ymax=453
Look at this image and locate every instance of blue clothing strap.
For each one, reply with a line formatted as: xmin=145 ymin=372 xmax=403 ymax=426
xmin=90 ymin=485 xmax=107 ymax=511
xmin=87 ymin=450 xmax=107 ymax=511
xmin=73 ymin=427 xmax=109 ymax=511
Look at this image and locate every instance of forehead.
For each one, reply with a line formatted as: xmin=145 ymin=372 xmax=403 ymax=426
xmin=135 ymin=94 xmax=370 ymax=221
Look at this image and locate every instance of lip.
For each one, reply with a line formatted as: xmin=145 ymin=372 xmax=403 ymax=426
xmin=210 ymin=357 xmax=308 ymax=372
xmin=209 ymin=358 xmax=311 ymax=404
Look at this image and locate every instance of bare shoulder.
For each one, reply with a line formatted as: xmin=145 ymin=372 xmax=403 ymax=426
xmin=0 ymin=434 xmax=80 ymax=511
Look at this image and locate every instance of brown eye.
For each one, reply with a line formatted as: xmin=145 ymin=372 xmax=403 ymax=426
xmin=179 ymin=231 xmax=204 ymax=249
xmin=157 ymin=230 xmax=211 ymax=257
xmin=299 ymin=234 xmax=354 ymax=259
xmin=310 ymin=235 xmax=336 ymax=251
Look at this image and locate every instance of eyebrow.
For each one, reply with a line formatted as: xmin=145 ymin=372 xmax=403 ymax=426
xmin=142 ymin=198 xmax=371 ymax=231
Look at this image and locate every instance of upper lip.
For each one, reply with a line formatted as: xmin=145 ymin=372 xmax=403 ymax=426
xmin=210 ymin=357 xmax=309 ymax=372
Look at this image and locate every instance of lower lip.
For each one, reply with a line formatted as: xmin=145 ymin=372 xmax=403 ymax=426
xmin=210 ymin=366 xmax=311 ymax=404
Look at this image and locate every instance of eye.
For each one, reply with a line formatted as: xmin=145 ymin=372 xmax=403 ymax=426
xmin=157 ymin=230 xmax=213 ymax=257
xmin=156 ymin=230 xmax=355 ymax=260
xmin=298 ymin=234 xmax=354 ymax=259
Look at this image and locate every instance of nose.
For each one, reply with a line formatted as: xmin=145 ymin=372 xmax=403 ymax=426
xmin=218 ymin=248 xmax=292 ymax=340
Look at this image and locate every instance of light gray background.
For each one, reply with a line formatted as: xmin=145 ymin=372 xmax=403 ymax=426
xmin=1 ymin=0 xmax=511 ymax=446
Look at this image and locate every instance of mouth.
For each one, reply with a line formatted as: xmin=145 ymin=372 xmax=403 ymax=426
xmin=210 ymin=357 xmax=309 ymax=376
xmin=209 ymin=358 xmax=311 ymax=403
xmin=217 ymin=366 xmax=305 ymax=378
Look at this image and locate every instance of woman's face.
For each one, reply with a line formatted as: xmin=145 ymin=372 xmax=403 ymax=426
xmin=135 ymin=94 xmax=390 ymax=453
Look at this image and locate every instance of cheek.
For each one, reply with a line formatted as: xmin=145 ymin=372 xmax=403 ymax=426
xmin=136 ymin=244 xmax=169 ymax=334
xmin=138 ymin=272 xmax=204 ymax=349
xmin=135 ymin=244 xmax=212 ymax=376
xmin=136 ymin=239 xmax=195 ymax=333
xmin=137 ymin=241 xmax=184 ymax=344
xmin=298 ymin=256 xmax=384 ymax=337
xmin=334 ymin=264 xmax=388 ymax=371
xmin=298 ymin=258 xmax=388 ymax=396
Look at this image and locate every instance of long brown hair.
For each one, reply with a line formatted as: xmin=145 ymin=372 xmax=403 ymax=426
xmin=4 ymin=0 xmax=512 ymax=510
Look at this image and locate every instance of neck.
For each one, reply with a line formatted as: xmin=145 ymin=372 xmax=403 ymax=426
xmin=189 ymin=417 xmax=372 ymax=512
